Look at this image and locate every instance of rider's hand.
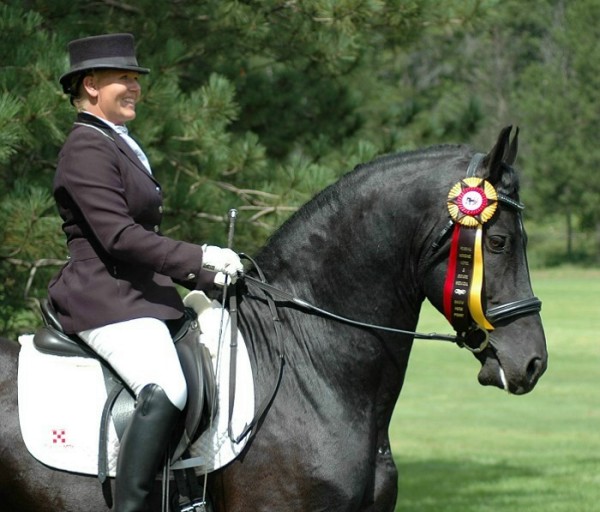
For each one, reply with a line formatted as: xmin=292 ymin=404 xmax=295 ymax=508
xmin=201 ymin=245 xmax=243 ymax=285
xmin=213 ymin=271 xmax=235 ymax=287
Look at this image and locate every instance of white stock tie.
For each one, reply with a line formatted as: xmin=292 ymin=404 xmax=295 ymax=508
xmin=114 ymin=125 xmax=153 ymax=175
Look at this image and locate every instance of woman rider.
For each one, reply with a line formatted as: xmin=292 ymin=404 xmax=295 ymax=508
xmin=49 ymin=33 xmax=242 ymax=511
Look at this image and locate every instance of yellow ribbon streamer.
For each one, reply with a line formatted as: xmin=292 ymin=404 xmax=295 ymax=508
xmin=468 ymin=226 xmax=494 ymax=331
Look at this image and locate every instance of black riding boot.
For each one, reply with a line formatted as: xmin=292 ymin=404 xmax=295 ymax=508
xmin=114 ymin=383 xmax=180 ymax=512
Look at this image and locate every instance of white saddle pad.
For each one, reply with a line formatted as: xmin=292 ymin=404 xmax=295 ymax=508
xmin=18 ymin=291 xmax=254 ymax=477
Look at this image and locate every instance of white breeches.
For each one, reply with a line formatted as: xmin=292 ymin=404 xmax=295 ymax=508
xmin=78 ymin=317 xmax=187 ymax=411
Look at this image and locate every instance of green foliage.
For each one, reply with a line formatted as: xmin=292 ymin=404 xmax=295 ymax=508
xmin=0 ymin=182 xmax=64 ymax=335
xmin=0 ymin=183 xmax=62 ymax=259
xmin=527 ymin=218 xmax=598 ymax=268
xmin=513 ymin=0 xmax=600 ymax=259
xmin=0 ymin=0 xmax=597 ymax=336
xmin=0 ymin=93 xmax=23 ymax=164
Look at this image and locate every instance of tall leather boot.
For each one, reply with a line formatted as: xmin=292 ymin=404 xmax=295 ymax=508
xmin=114 ymin=383 xmax=181 ymax=512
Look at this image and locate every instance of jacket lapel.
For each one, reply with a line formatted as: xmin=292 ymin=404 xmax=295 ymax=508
xmin=75 ymin=113 xmax=159 ymax=185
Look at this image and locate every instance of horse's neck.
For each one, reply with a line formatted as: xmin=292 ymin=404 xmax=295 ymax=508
xmin=256 ymin=175 xmax=432 ymax=327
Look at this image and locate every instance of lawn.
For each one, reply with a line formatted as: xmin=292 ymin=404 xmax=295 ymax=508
xmin=391 ymin=267 xmax=600 ymax=512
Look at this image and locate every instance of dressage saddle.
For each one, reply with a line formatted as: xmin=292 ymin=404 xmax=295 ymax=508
xmin=33 ymin=298 xmax=217 ymax=460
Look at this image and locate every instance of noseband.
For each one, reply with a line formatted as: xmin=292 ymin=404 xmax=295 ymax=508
xmin=433 ymin=153 xmax=542 ymax=352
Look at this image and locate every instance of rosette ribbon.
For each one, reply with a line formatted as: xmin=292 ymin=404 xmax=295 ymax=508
xmin=443 ymin=177 xmax=498 ymax=333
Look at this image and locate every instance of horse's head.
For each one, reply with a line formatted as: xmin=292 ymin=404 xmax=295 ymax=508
xmin=424 ymin=126 xmax=547 ymax=395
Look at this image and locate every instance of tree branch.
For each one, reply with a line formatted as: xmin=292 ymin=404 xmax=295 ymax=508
xmin=5 ymin=258 xmax=66 ymax=299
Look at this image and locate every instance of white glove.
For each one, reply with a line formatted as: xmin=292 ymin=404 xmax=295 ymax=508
xmin=213 ymin=271 xmax=233 ymax=287
xmin=202 ymin=245 xmax=243 ymax=285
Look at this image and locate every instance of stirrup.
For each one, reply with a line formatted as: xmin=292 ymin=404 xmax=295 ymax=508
xmin=179 ymin=498 xmax=210 ymax=512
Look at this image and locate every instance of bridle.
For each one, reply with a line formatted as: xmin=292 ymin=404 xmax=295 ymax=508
xmin=431 ymin=152 xmax=542 ymax=352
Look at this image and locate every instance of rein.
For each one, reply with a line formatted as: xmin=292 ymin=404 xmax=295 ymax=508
xmin=242 ymin=265 xmax=459 ymax=344
xmin=243 ymin=270 xmax=541 ymax=354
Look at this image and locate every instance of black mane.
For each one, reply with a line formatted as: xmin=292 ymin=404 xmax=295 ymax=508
xmin=258 ymin=143 xmax=475 ymax=257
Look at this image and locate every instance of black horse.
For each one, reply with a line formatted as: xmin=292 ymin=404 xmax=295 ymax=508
xmin=0 ymin=126 xmax=547 ymax=511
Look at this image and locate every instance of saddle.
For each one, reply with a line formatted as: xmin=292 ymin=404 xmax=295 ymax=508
xmin=33 ymin=299 xmax=217 ymax=464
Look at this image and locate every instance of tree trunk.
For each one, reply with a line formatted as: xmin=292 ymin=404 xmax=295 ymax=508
xmin=566 ymin=210 xmax=573 ymax=260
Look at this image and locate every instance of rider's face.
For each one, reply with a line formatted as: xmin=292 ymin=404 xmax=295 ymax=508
xmin=82 ymin=69 xmax=141 ymax=125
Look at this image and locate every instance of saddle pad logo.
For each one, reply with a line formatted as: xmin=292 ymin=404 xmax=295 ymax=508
xmin=52 ymin=429 xmax=66 ymax=444
xmin=51 ymin=428 xmax=73 ymax=448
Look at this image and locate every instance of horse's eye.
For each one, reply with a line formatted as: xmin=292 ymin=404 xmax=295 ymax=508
xmin=487 ymin=235 xmax=508 ymax=253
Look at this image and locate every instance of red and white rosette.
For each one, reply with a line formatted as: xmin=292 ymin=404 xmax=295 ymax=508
xmin=447 ymin=177 xmax=498 ymax=227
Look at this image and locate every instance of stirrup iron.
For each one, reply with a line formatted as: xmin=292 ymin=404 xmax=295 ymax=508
xmin=179 ymin=498 xmax=210 ymax=512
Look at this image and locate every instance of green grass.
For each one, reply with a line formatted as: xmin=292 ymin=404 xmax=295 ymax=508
xmin=391 ymin=267 xmax=600 ymax=511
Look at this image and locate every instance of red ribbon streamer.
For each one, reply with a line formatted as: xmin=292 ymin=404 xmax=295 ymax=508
xmin=443 ymin=225 xmax=460 ymax=324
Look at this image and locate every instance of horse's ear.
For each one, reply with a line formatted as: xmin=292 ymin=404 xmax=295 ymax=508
xmin=482 ymin=125 xmax=514 ymax=183
xmin=505 ymin=126 xmax=519 ymax=165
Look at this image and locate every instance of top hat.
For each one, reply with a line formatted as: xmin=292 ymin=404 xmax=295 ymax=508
xmin=59 ymin=33 xmax=150 ymax=94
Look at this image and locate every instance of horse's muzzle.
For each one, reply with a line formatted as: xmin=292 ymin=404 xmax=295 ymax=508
xmin=475 ymin=339 xmax=547 ymax=395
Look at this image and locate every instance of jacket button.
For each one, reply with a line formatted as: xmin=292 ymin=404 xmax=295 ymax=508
xmin=187 ymin=273 xmax=196 ymax=280
xmin=153 ymin=225 xmax=159 ymax=232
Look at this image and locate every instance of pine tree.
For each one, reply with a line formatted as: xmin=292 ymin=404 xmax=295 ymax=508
xmin=514 ymin=0 xmax=600 ymax=261
xmin=0 ymin=0 xmax=497 ymax=336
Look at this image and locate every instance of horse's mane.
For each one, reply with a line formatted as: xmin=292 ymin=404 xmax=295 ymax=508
xmin=258 ymin=142 xmax=521 ymax=257
xmin=260 ymin=145 xmax=463 ymax=248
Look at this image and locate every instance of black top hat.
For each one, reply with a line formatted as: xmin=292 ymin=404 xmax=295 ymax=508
xmin=59 ymin=33 xmax=150 ymax=94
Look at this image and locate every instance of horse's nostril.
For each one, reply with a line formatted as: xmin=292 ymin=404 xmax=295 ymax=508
xmin=526 ymin=357 xmax=544 ymax=384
